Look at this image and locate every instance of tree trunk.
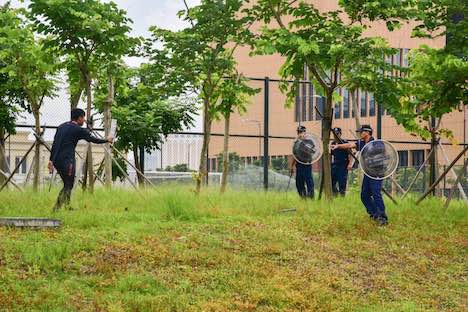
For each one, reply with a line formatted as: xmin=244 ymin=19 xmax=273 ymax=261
xmin=0 ymin=128 xmax=6 ymax=186
xmin=33 ymin=109 xmax=41 ymax=192
xmin=351 ymin=89 xmax=361 ymax=129
xmin=196 ymin=99 xmax=212 ymax=193
xmin=84 ymin=73 xmax=94 ymax=193
xmin=103 ymin=75 xmax=113 ymax=188
xmin=351 ymin=89 xmax=363 ymax=182
xmin=82 ymin=154 xmax=88 ymax=191
xmin=133 ymin=145 xmax=144 ymax=187
xmin=321 ymin=91 xmax=334 ymax=199
xmin=220 ymin=114 xmax=231 ymax=194
xmin=70 ymin=87 xmax=83 ymax=110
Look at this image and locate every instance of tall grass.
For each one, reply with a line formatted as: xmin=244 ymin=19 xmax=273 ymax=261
xmin=0 ymin=186 xmax=466 ymax=311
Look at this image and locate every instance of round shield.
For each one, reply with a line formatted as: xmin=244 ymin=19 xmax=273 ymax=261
xmin=292 ymin=133 xmax=322 ymax=165
xmin=359 ymin=139 xmax=399 ymax=180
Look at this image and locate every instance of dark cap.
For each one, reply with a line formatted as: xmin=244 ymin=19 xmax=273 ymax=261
xmin=332 ymin=127 xmax=342 ymax=134
xmin=356 ymin=125 xmax=373 ymax=134
xmin=297 ymin=125 xmax=306 ymax=133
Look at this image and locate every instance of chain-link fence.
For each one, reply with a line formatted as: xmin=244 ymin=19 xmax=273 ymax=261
xmin=1 ymin=124 xmax=466 ymax=201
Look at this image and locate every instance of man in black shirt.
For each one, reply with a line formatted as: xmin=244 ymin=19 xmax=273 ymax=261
xmin=49 ymin=109 xmax=112 ymax=211
xmin=330 ymin=127 xmax=353 ymax=196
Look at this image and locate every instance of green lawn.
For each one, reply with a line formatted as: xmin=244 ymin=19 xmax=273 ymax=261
xmin=0 ymin=186 xmax=466 ymax=311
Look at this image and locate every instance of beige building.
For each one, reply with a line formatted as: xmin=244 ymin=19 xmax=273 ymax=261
xmin=1 ymin=129 xmax=105 ymax=187
xmin=209 ymin=0 xmax=466 ymax=171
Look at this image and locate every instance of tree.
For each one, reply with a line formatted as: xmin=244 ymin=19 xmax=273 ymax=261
xmin=0 ymin=4 xmax=26 ymax=185
xmin=216 ymin=74 xmax=259 ymax=193
xmin=166 ymin=164 xmax=192 ymax=172
xmin=0 ymin=7 xmax=59 ymax=191
xmin=111 ymin=66 xmax=197 ymax=186
xmin=147 ymin=0 xmax=253 ymax=193
xmin=217 ymin=152 xmax=242 ymax=171
xmin=340 ymin=0 xmax=468 ymax=191
xmin=94 ymin=61 xmax=132 ymax=187
xmin=29 ymin=0 xmax=135 ymax=192
xmin=250 ymin=0 xmax=396 ymax=199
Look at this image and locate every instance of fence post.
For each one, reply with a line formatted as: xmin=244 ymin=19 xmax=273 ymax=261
xmin=206 ymin=143 xmax=209 ymax=185
xmin=263 ymin=77 xmax=270 ymax=190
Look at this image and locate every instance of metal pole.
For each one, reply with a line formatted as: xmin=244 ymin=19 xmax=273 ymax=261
xmin=263 ymin=76 xmax=270 ymax=190
xmin=258 ymin=123 xmax=261 ymax=160
xmin=206 ymin=142 xmax=209 ymax=185
xmin=430 ymin=117 xmax=437 ymax=196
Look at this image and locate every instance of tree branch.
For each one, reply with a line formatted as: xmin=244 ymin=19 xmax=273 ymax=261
xmin=268 ymin=0 xmax=287 ymax=29
xmin=307 ymin=61 xmax=329 ymax=89
xmin=183 ymin=0 xmax=195 ymax=27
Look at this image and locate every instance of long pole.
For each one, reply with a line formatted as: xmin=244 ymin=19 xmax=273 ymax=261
xmin=439 ymin=142 xmax=467 ymax=200
xmin=444 ymin=160 xmax=468 ymax=209
xmin=263 ymin=77 xmax=270 ymax=190
xmin=402 ymin=147 xmax=435 ymax=199
xmin=89 ymin=129 xmax=156 ymax=187
xmin=0 ymin=142 xmax=36 ymax=192
xmin=416 ymin=145 xmax=468 ymax=205
xmin=0 ymin=169 xmax=22 ymax=191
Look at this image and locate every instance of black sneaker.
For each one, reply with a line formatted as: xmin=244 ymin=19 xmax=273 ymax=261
xmin=377 ymin=217 xmax=388 ymax=226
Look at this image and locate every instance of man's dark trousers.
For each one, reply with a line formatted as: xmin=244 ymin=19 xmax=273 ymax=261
xmin=360 ymin=175 xmax=387 ymax=220
xmin=295 ymin=163 xmax=314 ymax=198
xmin=331 ymin=165 xmax=348 ymax=196
xmin=54 ymin=161 xmax=75 ymax=210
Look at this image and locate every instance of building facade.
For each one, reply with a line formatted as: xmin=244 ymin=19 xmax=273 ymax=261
xmin=209 ymin=0 xmax=466 ymax=171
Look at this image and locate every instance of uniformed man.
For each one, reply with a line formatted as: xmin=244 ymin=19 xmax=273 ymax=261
xmin=331 ymin=125 xmax=388 ymax=225
xmin=48 ymin=108 xmax=113 ymax=211
xmin=330 ymin=127 xmax=353 ymax=196
xmin=291 ymin=126 xmax=314 ymax=199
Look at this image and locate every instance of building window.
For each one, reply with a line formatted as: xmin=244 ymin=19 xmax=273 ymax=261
xmin=3 ymin=156 xmax=10 ymax=173
xmin=316 ymin=96 xmax=325 ymax=120
xmin=343 ymin=89 xmax=350 ymax=118
xmin=369 ymin=94 xmax=376 ymax=116
xmin=360 ymin=91 xmax=367 ymax=117
xmin=411 ymin=150 xmax=425 ymax=167
xmin=15 ymin=157 xmax=27 ymax=174
xmin=395 ymin=49 xmax=401 ymax=66
xmin=398 ymin=151 xmax=408 ymax=167
xmin=295 ymin=87 xmax=300 ymax=122
xmin=335 ymin=89 xmax=341 ymax=119
xmin=403 ymin=48 xmax=410 ymax=67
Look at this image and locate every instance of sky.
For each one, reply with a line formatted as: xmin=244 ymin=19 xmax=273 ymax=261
xmin=6 ymin=0 xmax=202 ymax=132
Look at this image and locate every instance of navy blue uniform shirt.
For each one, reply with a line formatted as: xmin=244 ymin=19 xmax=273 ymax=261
xmin=357 ymin=137 xmax=375 ymax=152
xmin=50 ymin=122 xmax=107 ymax=166
xmin=331 ymin=139 xmax=349 ymax=167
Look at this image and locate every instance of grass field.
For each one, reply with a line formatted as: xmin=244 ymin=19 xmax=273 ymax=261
xmin=0 ymin=186 xmax=466 ymax=311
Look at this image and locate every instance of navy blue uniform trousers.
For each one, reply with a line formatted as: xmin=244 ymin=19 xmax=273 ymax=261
xmin=361 ymin=175 xmax=387 ymax=220
xmin=54 ymin=160 xmax=76 ymax=210
xmin=296 ymin=163 xmax=314 ymax=198
xmin=331 ymin=165 xmax=348 ymax=196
